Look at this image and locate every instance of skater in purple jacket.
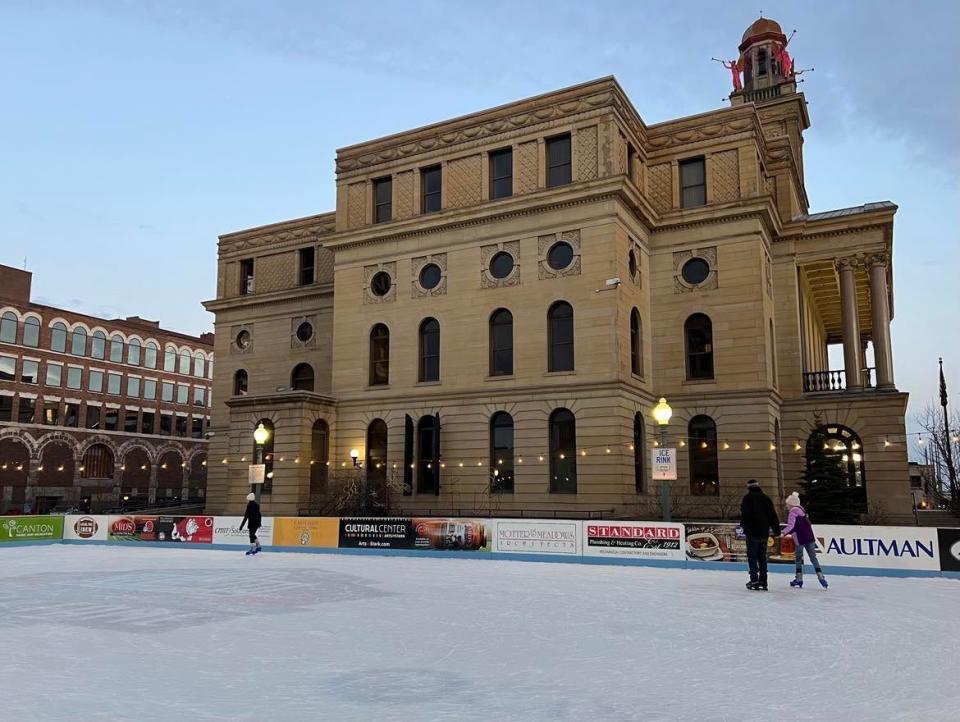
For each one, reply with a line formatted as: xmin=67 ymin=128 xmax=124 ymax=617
xmin=781 ymin=492 xmax=828 ymax=589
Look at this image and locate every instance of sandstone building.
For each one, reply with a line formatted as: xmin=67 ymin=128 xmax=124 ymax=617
xmin=204 ymin=18 xmax=912 ymax=522
xmin=0 ymin=264 xmax=213 ymax=513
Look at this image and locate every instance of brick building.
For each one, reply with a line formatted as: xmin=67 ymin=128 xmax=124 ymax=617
xmin=0 ymin=264 xmax=214 ymax=513
xmin=203 ymin=17 xmax=913 ymax=522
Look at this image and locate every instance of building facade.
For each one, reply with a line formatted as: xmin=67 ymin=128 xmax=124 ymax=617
xmin=204 ymin=18 xmax=913 ymax=522
xmin=0 ymin=264 xmax=214 ymax=513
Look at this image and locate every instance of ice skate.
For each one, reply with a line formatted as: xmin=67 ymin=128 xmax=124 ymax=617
xmin=790 ymin=572 xmax=803 ymax=589
xmin=817 ymin=572 xmax=828 ymax=589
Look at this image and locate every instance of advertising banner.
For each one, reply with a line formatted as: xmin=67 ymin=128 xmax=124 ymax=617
xmin=492 ymin=519 xmax=581 ymax=556
xmin=0 ymin=515 xmax=63 ymax=542
xmin=583 ymin=521 xmax=685 ymax=562
xmin=815 ymin=525 xmax=940 ymax=571
xmin=107 ymin=515 xmax=213 ymax=543
xmin=684 ymin=523 xmax=794 ymax=565
xmin=212 ymin=516 xmax=275 ymax=546
xmin=338 ymin=518 xmax=491 ymax=551
xmin=62 ymin=515 xmax=109 ymax=541
xmin=937 ymin=528 xmax=960 ymax=572
xmin=273 ymin=517 xmax=338 ymax=548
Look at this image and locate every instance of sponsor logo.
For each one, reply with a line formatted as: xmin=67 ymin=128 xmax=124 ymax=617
xmin=74 ymin=517 xmax=99 ymax=539
xmin=3 ymin=519 xmax=55 ymax=538
xmin=111 ymin=518 xmax=136 ymax=536
xmin=299 ymin=530 xmax=311 ymax=546
xmin=587 ymin=525 xmax=681 ymax=540
xmin=950 ymin=540 xmax=960 ymax=563
xmin=826 ymin=537 xmax=935 ymax=559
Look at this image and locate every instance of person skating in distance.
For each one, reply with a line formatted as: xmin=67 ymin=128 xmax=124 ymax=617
xmin=238 ymin=492 xmax=262 ymax=555
xmin=781 ymin=492 xmax=828 ymax=589
xmin=740 ymin=479 xmax=780 ymax=591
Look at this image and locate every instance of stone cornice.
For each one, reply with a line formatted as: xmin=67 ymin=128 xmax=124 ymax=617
xmin=646 ymin=104 xmax=761 ymax=151
xmin=218 ymin=212 xmax=336 ymax=258
xmin=202 ymin=282 xmax=334 ymax=313
xmin=225 ymin=391 xmax=337 ymax=409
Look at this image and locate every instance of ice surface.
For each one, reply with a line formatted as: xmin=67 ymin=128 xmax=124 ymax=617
xmin=4 ymin=545 xmax=957 ymax=721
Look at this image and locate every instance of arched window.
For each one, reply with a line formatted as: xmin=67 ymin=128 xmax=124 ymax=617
xmin=757 ymin=47 xmax=768 ymax=76
xmin=685 ymin=313 xmax=714 ymax=380
xmin=805 ymin=424 xmax=866 ymax=503
xmin=22 ymin=317 xmax=40 ymax=347
xmin=70 ymin=326 xmax=87 ymax=356
xmin=418 ymin=318 xmax=440 ymax=382
xmin=91 ymin=331 xmax=106 ymax=360
xmin=310 ymin=419 xmax=329 ymax=494
xmin=0 ymin=312 xmax=17 ymax=343
xmin=80 ymin=443 xmax=115 ymax=479
xmin=490 ymin=412 xmax=514 ymax=493
xmin=549 ymin=408 xmax=577 ymax=493
xmin=634 ymin=412 xmax=645 ymax=492
xmin=128 ymin=338 xmax=141 ymax=366
xmin=291 ymin=363 xmax=314 ymax=391
xmin=253 ymin=418 xmax=275 ymax=494
xmin=768 ymin=319 xmax=777 ymax=388
xmin=689 ymin=415 xmax=719 ymax=496
xmin=489 ymin=309 xmax=513 ymax=376
xmin=50 ymin=322 xmax=67 ymax=352
xmin=109 ymin=334 xmax=124 ymax=363
xmin=233 ymin=369 xmax=248 ymax=396
xmin=416 ymin=414 xmax=440 ymax=495
xmin=369 ymin=324 xmax=389 ymax=386
xmin=163 ymin=346 xmax=177 ymax=372
xmin=547 ymin=301 xmax=574 ymax=372
xmin=193 ymin=352 xmax=205 ymax=377
xmin=630 ymin=308 xmax=643 ymax=376
xmin=178 ymin=350 xmax=191 ymax=375
xmin=366 ymin=419 xmax=388 ymax=504
xmin=144 ymin=341 xmax=158 ymax=369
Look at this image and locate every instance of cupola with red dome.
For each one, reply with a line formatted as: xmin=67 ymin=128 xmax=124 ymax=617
xmin=727 ymin=15 xmax=800 ymax=105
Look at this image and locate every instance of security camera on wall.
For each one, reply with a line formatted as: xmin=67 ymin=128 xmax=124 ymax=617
xmin=606 ymin=278 xmax=622 ymax=287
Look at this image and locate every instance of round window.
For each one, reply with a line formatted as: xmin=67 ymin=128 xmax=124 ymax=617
xmin=628 ymin=248 xmax=638 ymax=278
xmin=235 ymin=330 xmax=251 ymax=349
xmin=489 ymin=252 xmax=515 ymax=280
xmin=547 ymin=242 xmax=574 ymax=271
xmin=296 ymin=322 xmax=313 ymax=343
xmin=371 ymin=271 xmax=393 ymax=297
xmin=419 ymin=263 xmax=442 ymax=290
xmin=681 ymin=258 xmax=710 ymax=285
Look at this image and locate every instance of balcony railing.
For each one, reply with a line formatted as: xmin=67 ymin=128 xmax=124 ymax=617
xmin=740 ymin=85 xmax=782 ymax=103
xmin=803 ymin=368 xmax=875 ymax=393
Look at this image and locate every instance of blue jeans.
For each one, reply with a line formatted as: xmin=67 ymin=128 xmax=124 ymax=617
xmin=794 ymin=541 xmax=821 ymax=573
xmin=746 ymin=536 xmax=768 ymax=584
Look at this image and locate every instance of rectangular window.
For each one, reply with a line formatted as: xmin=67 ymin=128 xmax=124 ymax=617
xmin=373 ymin=177 xmax=392 ymax=223
xmin=104 ymin=408 xmax=119 ymax=431
xmin=86 ymin=405 xmax=100 ymax=430
xmin=88 ymin=370 xmax=104 ymax=393
xmin=18 ymin=397 xmax=35 ymax=423
xmin=0 ymin=356 xmax=15 ymax=381
xmin=176 ymin=384 xmax=189 ymax=405
xmin=0 ymin=395 xmax=12 ymax=422
xmin=64 ymin=403 xmax=79 ymax=428
xmin=191 ymin=418 xmax=204 ymax=439
xmin=21 ymin=360 xmax=39 ymax=384
xmin=127 ymin=377 xmax=141 ymax=398
xmin=421 ymin=165 xmax=442 ymax=213
xmin=124 ymin=410 xmax=139 ymax=433
xmin=142 ymin=411 xmax=155 ymax=434
xmin=680 ymin=157 xmax=707 ymax=208
xmin=143 ymin=379 xmax=157 ymax=400
xmin=161 ymin=382 xmax=174 ymax=403
xmin=45 ymin=363 xmax=62 ymax=387
xmin=299 ymin=247 xmax=315 ymax=286
xmin=160 ymin=414 xmax=173 ymax=435
xmin=546 ymin=134 xmax=572 ymax=188
xmin=107 ymin=373 xmax=122 ymax=395
xmin=490 ymin=148 xmax=513 ymax=199
xmin=175 ymin=416 xmax=187 ymax=437
xmin=66 ymin=366 xmax=82 ymax=390
xmin=193 ymin=387 xmax=205 ymax=406
xmin=240 ymin=259 xmax=254 ymax=295
xmin=43 ymin=401 xmax=59 ymax=425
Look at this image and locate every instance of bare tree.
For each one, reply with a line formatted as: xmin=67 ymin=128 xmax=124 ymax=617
xmin=914 ymin=402 xmax=960 ymax=510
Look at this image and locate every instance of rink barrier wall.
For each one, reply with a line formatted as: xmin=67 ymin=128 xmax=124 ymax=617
xmin=4 ymin=515 xmax=960 ymax=578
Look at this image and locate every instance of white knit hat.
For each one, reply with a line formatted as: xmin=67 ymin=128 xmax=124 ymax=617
xmin=246 ymin=492 xmax=256 ymax=502
xmin=785 ymin=492 xmax=801 ymax=508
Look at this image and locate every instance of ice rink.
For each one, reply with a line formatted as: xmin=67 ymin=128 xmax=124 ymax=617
xmin=4 ymin=545 xmax=957 ymax=721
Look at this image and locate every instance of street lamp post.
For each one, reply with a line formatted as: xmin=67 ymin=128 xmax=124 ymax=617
xmin=652 ymin=397 xmax=673 ymax=522
xmin=252 ymin=422 xmax=270 ymax=504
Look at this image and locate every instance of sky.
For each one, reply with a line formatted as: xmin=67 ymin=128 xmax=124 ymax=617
xmin=1 ymin=0 xmax=957 ymax=441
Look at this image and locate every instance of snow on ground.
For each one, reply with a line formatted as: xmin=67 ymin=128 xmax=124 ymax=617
xmin=3 ymin=546 xmax=957 ymax=722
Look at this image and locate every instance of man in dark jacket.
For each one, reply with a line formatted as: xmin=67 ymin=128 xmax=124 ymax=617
xmin=740 ymin=479 xmax=780 ymax=590
xmin=238 ymin=492 xmax=262 ymax=555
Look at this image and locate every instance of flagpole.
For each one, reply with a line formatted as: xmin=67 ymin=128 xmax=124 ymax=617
xmin=940 ymin=357 xmax=958 ymax=499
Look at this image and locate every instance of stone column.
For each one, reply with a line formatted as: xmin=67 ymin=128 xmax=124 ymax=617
xmin=148 ymin=462 xmax=158 ymax=505
xmin=836 ymin=258 xmax=863 ymax=390
xmin=866 ymin=253 xmax=894 ymax=389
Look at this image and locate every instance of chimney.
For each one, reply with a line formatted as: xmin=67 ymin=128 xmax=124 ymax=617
xmin=0 ymin=264 xmax=32 ymax=304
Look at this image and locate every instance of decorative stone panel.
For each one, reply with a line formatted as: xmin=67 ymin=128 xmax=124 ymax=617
xmin=763 ymin=175 xmax=776 ymax=202
xmin=615 ymin=131 xmax=628 ymax=176
xmin=229 ymin=324 xmax=253 ymax=355
xmin=538 ymin=230 xmax=582 ymax=280
xmin=673 ymin=246 xmax=718 ymax=293
xmin=411 ymin=253 xmax=448 ymax=299
xmin=516 ymin=141 xmax=539 ymax=194
xmin=711 ymin=150 xmax=740 ymax=203
xmin=480 ymin=241 xmax=521 ymax=289
xmin=763 ymin=120 xmax=786 ymax=138
xmin=223 ymin=262 xmax=238 ymax=298
xmin=254 ymin=253 xmax=297 ymax=294
xmin=446 ymin=155 xmax=483 ymax=208
xmin=316 ymin=248 xmax=335 ymax=284
xmin=394 ymin=171 xmax=415 ymax=220
xmin=764 ymin=251 xmax=773 ymax=298
xmin=347 ymin=182 xmax=366 ymax=228
xmin=575 ymin=126 xmax=598 ymax=181
xmin=290 ymin=315 xmax=317 ymax=349
xmin=648 ymin=163 xmax=672 ymax=213
xmin=363 ymin=261 xmax=398 ymax=305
